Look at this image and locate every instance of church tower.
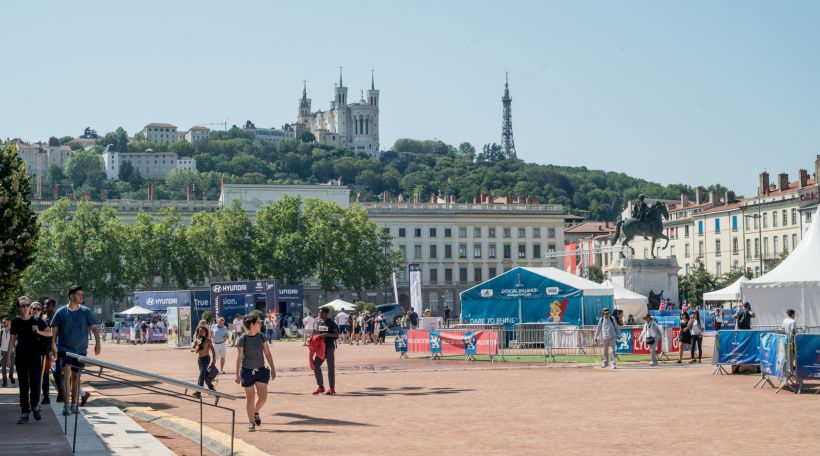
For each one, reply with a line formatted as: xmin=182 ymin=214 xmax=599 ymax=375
xmin=298 ymin=81 xmax=311 ymax=124
xmin=335 ymin=66 xmax=348 ymax=141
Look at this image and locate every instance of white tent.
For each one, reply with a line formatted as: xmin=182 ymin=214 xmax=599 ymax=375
xmin=703 ymin=276 xmax=749 ymax=303
xmin=322 ymin=299 xmax=356 ymax=312
xmin=741 ymin=205 xmax=820 ymax=327
xmin=601 ymin=280 xmax=648 ymax=318
xmin=118 ymin=305 xmax=154 ymax=316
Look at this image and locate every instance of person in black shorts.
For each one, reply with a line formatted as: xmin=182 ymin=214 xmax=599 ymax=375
xmin=234 ymin=315 xmax=276 ymax=432
xmin=312 ymin=307 xmax=339 ymax=395
xmin=9 ymin=297 xmax=52 ymax=424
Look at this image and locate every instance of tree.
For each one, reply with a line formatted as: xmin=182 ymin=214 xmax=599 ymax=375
xmin=123 ymin=209 xmax=196 ymax=289
xmin=0 ymin=142 xmax=39 ymax=317
xmin=47 ymin=163 xmax=65 ymax=185
xmin=299 ymin=131 xmax=316 ymax=143
xmin=81 ymin=127 xmax=98 ymax=139
xmin=764 ymin=251 xmax=789 ymax=271
xmin=678 ymin=260 xmax=717 ymax=307
xmin=64 ymin=150 xmax=104 ymax=190
xmin=48 ymin=137 xmax=61 ymax=147
xmin=303 ymin=199 xmax=345 ymax=292
xmin=188 ymin=200 xmax=255 ymax=282
xmin=586 ymin=265 xmax=605 ymax=284
xmin=58 ymin=136 xmax=75 ymax=145
xmin=716 ymin=267 xmax=753 ymax=289
xmin=477 ymin=143 xmax=504 ymax=163
xmin=253 ymin=196 xmax=313 ymax=283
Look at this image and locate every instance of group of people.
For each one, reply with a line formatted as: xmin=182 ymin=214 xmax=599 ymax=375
xmin=594 ymin=308 xmax=665 ymax=368
xmin=1 ymin=287 xmax=100 ymax=424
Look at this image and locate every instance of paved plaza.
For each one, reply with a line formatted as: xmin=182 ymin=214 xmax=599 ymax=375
xmin=4 ymin=337 xmax=809 ymax=455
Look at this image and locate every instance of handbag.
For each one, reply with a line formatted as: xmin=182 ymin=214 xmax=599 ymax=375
xmin=206 ymin=365 xmax=219 ymax=382
xmin=645 ymin=323 xmax=656 ymax=345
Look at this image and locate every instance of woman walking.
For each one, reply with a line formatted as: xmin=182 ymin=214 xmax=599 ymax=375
xmin=191 ymin=323 xmax=216 ymax=396
xmin=687 ymin=311 xmax=704 ymax=363
xmin=235 ymin=315 xmax=276 ymax=432
xmin=8 ymin=298 xmax=52 ymax=424
xmin=677 ymin=312 xmax=691 ymax=364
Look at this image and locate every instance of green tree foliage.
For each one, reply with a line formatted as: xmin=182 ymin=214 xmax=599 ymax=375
xmin=64 ymin=150 xmax=104 ymax=192
xmin=586 ymin=265 xmax=605 ymax=284
xmin=354 ymin=301 xmax=376 ymax=314
xmin=58 ymin=136 xmax=74 ymax=145
xmin=0 ymin=142 xmax=39 ymax=317
xmin=716 ymin=267 xmax=754 ymax=290
xmin=187 ymin=200 xmax=255 ymax=282
xmin=678 ymin=260 xmax=717 ymax=308
xmin=122 ymin=209 xmax=196 ymax=289
xmin=764 ymin=251 xmax=789 ymax=271
xmin=253 ymin=196 xmax=312 ymax=284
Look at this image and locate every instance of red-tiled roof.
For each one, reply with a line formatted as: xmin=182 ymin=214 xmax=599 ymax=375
xmin=565 ymin=221 xmax=616 ymax=234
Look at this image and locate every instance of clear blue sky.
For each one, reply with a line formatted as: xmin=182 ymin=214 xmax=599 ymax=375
xmin=3 ymin=1 xmax=819 ymax=196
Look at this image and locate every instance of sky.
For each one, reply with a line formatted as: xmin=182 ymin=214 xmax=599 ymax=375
xmin=3 ymin=1 xmax=819 ymax=196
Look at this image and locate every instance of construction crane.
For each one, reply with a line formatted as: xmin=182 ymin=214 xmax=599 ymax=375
xmin=197 ymin=118 xmax=229 ymax=131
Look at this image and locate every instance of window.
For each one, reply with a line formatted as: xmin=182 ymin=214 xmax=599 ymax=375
xmin=429 ymin=228 xmax=437 ymax=237
xmin=791 ymin=209 xmax=797 ymax=225
xmin=807 ymin=211 xmax=813 ymax=223
xmin=429 ymin=268 xmax=438 ymax=283
xmin=755 ymin=266 xmax=760 ymax=277
xmin=533 ymin=244 xmax=541 ymax=259
xmin=444 ymin=228 xmax=452 ymax=238
xmin=754 ymin=239 xmax=760 ymax=259
xmin=473 ymin=244 xmax=482 ymax=258
xmin=763 ymin=237 xmax=769 ymax=258
xmin=792 ymin=234 xmax=797 ymax=251
xmin=488 ymin=227 xmax=496 ymax=238
xmin=473 ymin=227 xmax=481 ymax=238
xmin=474 ymin=267 xmax=482 ymax=283
xmin=547 ymin=228 xmax=556 ymax=238
xmin=503 ymin=228 xmax=511 ymax=238
xmin=489 ymin=267 xmax=497 ymax=278
xmin=459 ymin=267 xmax=468 ymax=282
xmin=414 ymin=245 xmax=422 ymax=259
xmin=445 ymin=268 xmax=453 ymax=283
xmin=503 ymin=244 xmax=511 ymax=258
xmin=383 ymin=227 xmax=391 ymax=235
xmin=763 ymin=213 xmax=768 ymax=229
xmin=773 ymin=236 xmax=779 ymax=255
xmin=698 ymin=240 xmax=704 ymax=257
xmin=533 ymin=228 xmax=541 ymax=238
xmin=670 ymin=246 xmax=675 ymax=258
xmin=414 ymin=228 xmax=422 ymax=237
xmin=733 ymin=260 xmax=739 ymax=271
xmin=772 ymin=211 xmax=778 ymax=227
xmin=488 ymin=244 xmax=497 ymax=258
xmin=643 ymin=248 xmax=648 ymax=259
xmin=458 ymin=244 xmax=467 ymax=258
xmin=444 ymin=244 xmax=452 ymax=259
xmin=517 ymin=244 xmax=526 ymax=259
xmin=715 ymin=218 xmax=721 ymax=233
xmin=429 ymin=245 xmax=437 ymax=259
xmin=715 ymin=239 xmax=721 ymax=256
xmin=782 ymin=210 xmax=787 ymax=226
xmin=684 ymin=226 xmax=690 ymax=238
xmin=753 ymin=216 xmax=759 ymax=230
xmin=745 ymin=239 xmax=751 ymax=259
xmin=548 ymin=243 xmax=556 ymax=252
xmin=399 ymin=245 xmax=407 ymax=258
xmin=399 ymin=228 xmax=406 ymax=238
xmin=732 ymin=215 xmax=738 ymax=231
xmin=715 ymin=262 xmax=722 ymax=276
xmin=698 ymin=221 xmax=703 ymax=235
xmin=732 ymin=237 xmax=738 ymax=255
xmin=458 ymin=227 xmax=467 ymax=237
xmin=783 ymin=235 xmax=789 ymax=253
xmin=518 ymin=228 xmax=526 ymax=238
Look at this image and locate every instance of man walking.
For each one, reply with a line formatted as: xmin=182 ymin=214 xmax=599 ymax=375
xmin=312 ymin=307 xmax=339 ymax=396
xmin=640 ymin=314 xmax=663 ymax=366
xmin=231 ymin=314 xmax=243 ymax=346
xmin=594 ymin=308 xmax=620 ymax=369
xmin=734 ymin=302 xmax=755 ymax=330
xmin=334 ymin=309 xmax=349 ymax=343
xmin=303 ymin=312 xmax=315 ymax=345
xmin=1 ymin=317 xmax=15 ymax=387
xmin=443 ymin=305 xmax=451 ymax=328
xmin=408 ymin=308 xmax=419 ymax=330
xmin=9 ymin=297 xmax=52 ymax=424
xmin=211 ymin=317 xmax=230 ymax=374
xmin=51 ymin=286 xmax=101 ymax=416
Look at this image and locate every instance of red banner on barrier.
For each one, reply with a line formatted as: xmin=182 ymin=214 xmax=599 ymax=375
xmin=631 ymin=328 xmax=663 ymax=354
xmin=440 ymin=331 xmax=466 ymax=355
xmin=474 ymin=330 xmax=499 ymax=355
xmin=671 ymin=327 xmax=681 ymax=352
xmin=408 ymin=330 xmax=430 ymax=353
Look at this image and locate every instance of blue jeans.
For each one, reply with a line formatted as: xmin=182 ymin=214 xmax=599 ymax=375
xmin=197 ymin=355 xmax=214 ymax=390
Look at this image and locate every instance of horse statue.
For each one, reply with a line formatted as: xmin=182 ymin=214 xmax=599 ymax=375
xmin=610 ymin=201 xmax=670 ymax=258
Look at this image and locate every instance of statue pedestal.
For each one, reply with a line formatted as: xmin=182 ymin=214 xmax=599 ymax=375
xmin=607 ymin=258 xmax=680 ymax=306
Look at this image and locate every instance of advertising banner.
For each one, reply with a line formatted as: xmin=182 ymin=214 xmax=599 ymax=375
xmin=474 ymin=331 xmax=499 ymax=355
xmin=795 ymin=334 xmax=820 ymax=380
xmin=134 ymin=291 xmax=192 ymax=312
xmin=191 ymin=291 xmax=212 ymax=324
xmin=407 ymin=330 xmax=430 ymax=353
xmin=464 ymin=332 xmax=477 ymax=356
xmin=631 ymin=327 xmax=663 ymax=354
xmin=718 ymin=330 xmax=769 ymax=365
xmin=221 ymin=295 xmax=247 ymax=320
xmin=439 ymin=331 xmax=466 ymax=355
xmin=670 ymin=327 xmax=682 ymax=352
xmin=409 ymin=264 xmax=423 ymax=314
xmin=429 ymin=329 xmax=442 ymax=354
xmin=394 ymin=329 xmax=408 ymax=353
xmin=759 ymin=333 xmax=788 ymax=380
xmin=616 ymin=328 xmax=633 ymax=354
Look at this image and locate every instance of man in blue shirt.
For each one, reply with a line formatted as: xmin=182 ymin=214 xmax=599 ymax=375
xmin=210 ymin=317 xmax=230 ymax=374
xmin=51 ymin=286 xmax=101 ymax=416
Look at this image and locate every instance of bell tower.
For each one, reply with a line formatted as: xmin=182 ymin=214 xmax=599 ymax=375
xmin=335 ymin=66 xmax=348 ymax=141
xmin=298 ymin=80 xmax=311 ymax=123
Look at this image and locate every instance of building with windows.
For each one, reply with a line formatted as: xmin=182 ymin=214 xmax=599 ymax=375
xmin=102 ymin=145 xmax=196 ymax=179
xmin=184 ymin=125 xmax=210 ymax=144
xmin=242 ymin=125 xmax=297 ymax=145
xmin=13 ymin=139 xmax=73 ymax=176
xmin=141 ymin=123 xmax=179 ymax=144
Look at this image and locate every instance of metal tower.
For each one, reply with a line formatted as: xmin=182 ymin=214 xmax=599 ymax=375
xmin=501 ymin=72 xmax=517 ymax=159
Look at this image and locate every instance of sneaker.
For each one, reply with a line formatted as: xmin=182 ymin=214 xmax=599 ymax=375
xmin=62 ymin=405 xmax=70 ymax=416
xmin=70 ymin=404 xmax=79 ymax=414
xmin=326 ymin=388 xmax=336 ymax=396
xmin=312 ymin=386 xmax=325 ymax=395
xmin=254 ymin=413 xmax=261 ymax=425
xmin=610 ymin=365 xmax=617 ymax=370
xmin=33 ymin=408 xmax=42 ymax=421
xmin=248 ymin=423 xmax=256 ymax=432
xmin=10 ymin=377 xmax=15 ymax=385
xmin=41 ymin=397 xmax=51 ymax=405
xmin=192 ymin=391 xmax=202 ymax=398
xmin=600 ymin=363 xmax=608 ymax=368
xmin=17 ymin=413 xmax=29 ymax=424
xmin=80 ymin=391 xmax=91 ymax=406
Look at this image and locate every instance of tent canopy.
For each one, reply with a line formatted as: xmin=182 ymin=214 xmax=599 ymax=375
xmin=703 ymin=276 xmax=749 ymax=302
xmin=741 ymin=205 xmax=820 ymax=326
xmin=119 ymin=305 xmax=154 ymax=316
xmin=323 ymin=299 xmax=356 ymax=312
xmin=460 ymin=267 xmax=614 ymax=326
xmin=601 ymin=280 xmax=648 ymax=318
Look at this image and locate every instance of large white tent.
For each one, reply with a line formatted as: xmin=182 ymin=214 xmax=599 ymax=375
xmin=322 ymin=299 xmax=356 ymax=312
xmin=703 ymin=276 xmax=749 ymax=303
xmin=601 ymin=280 xmax=648 ymax=318
xmin=118 ymin=305 xmax=154 ymax=316
xmin=741 ymin=205 xmax=820 ymax=327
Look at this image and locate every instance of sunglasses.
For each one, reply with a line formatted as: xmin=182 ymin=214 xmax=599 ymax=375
xmin=31 ymin=307 xmax=42 ymax=311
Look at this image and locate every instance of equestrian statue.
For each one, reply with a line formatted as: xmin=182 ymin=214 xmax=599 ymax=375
xmin=610 ymin=194 xmax=670 ymax=258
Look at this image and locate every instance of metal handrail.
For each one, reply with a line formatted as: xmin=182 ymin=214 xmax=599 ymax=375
xmin=65 ymin=352 xmax=239 ymax=455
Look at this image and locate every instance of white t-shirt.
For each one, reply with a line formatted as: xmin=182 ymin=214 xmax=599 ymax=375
xmin=1 ymin=328 xmax=11 ymax=351
xmin=233 ymin=318 xmax=244 ymax=333
xmin=783 ymin=317 xmax=796 ymax=335
xmin=335 ymin=311 xmax=349 ymax=326
xmin=303 ymin=315 xmax=315 ymax=330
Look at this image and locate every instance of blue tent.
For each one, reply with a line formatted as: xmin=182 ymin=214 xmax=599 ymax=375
xmin=459 ymin=267 xmax=614 ymax=327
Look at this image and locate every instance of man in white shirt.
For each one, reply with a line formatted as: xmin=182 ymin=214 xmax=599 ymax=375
xmin=231 ymin=315 xmax=243 ymax=346
xmin=783 ymin=309 xmax=797 ymax=369
xmin=303 ymin=312 xmax=316 ymax=345
xmin=594 ymin=308 xmax=621 ymax=369
xmin=334 ymin=310 xmax=349 ymax=342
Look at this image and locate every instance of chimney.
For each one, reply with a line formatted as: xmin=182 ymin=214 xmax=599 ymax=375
xmin=708 ymin=191 xmax=717 ymax=205
xmin=694 ymin=187 xmax=701 ymax=204
xmin=680 ymin=193 xmax=689 ymax=207
xmin=725 ymin=191 xmax=736 ymax=204
xmin=473 ymin=195 xmax=479 ymax=203
xmin=383 ymin=191 xmax=390 ymax=203
xmin=815 ymin=154 xmax=820 ymax=183
xmin=799 ymin=169 xmax=809 ymax=188
xmin=100 ymin=189 xmax=108 ymax=201
xmin=147 ymin=183 xmax=153 ymax=201
xmin=186 ymin=184 xmax=193 ymax=201
xmin=430 ymin=193 xmax=437 ymax=204
xmin=480 ymin=192 xmax=488 ymax=203
xmin=759 ymin=172 xmax=769 ymax=196
xmin=777 ymin=173 xmax=789 ymax=192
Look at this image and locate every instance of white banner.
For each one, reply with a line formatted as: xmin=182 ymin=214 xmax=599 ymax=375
xmin=392 ymin=272 xmax=399 ymax=305
xmin=409 ymin=263 xmax=423 ymax=314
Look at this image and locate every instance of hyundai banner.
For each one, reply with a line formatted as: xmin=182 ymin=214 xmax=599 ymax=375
xmin=795 ymin=334 xmax=820 ymax=380
xmin=134 ymin=291 xmax=191 ymax=312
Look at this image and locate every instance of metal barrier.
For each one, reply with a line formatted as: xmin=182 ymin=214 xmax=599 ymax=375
xmin=65 ymin=353 xmax=240 ymax=456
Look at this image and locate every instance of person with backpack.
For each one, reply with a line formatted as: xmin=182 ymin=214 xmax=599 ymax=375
xmin=594 ymin=308 xmax=620 ymax=369
xmin=640 ymin=314 xmax=664 ymax=366
xmin=734 ymin=302 xmax=755 ymax=330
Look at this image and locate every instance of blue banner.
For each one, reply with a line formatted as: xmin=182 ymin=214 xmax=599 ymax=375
xmin=464 ymin=332 xmax=477 ymax=355
xmin=134 ymin=291 xmax=191 ymax=311
xmin=191 ymin=290 xmax=211 ymax=324
xmin=429 ymin=329 xmax=442 ymax=354
xmin=221 ymin=295 xmax=247 ymax=320
xmin=718 ymin=330 xmax=770 ymax=365
xmin=795 ymin=334 xmax=820 ymax=380
xmin=759 ymin=333 xmax=788 ymax=380
xmin=616 ymin=328 xmax=633 ymax=354
xmin=394 ymin=328 xmax=408 ymax=353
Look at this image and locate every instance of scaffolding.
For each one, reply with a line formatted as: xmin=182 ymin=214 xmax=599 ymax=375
xmin=544 ymin=245 xmax=634 ymax=291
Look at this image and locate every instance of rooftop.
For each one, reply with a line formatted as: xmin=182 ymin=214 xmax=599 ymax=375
xmin=564 ymin=221 xmax=616 ymax=234
xmin=144 ymin=123 xmax=177 ymax=129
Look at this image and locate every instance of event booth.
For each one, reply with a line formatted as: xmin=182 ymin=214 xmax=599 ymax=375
xmin=460 ymin=267 xmax=614 ymax=327
xmin=741 ymin=206 xmax=820 ymax=327
xmin=209 ymin=280 xmax=304 ymax=319
xmin=601 ymin=280 xmax=648 ymax=318
xmin=704 ymin=276 xmax=749 ymax=304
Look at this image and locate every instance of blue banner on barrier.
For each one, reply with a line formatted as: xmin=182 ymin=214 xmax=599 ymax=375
xmin=465 ymin=332 xmax=477 ymax=355
xmin=429 ymin=330 xmax=442 ymax=354
xmin=795 ymin=334 xmax=820 ymax=380
xmin=616 ymin=328 xmax=633 ymax=354
xmin=718 ymin=330 xmax=769 ymax=365
xmin=394 ymin=329 xmax=408 ymax=353
xmin=759 ymin=333 xmax=788 ymax=380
